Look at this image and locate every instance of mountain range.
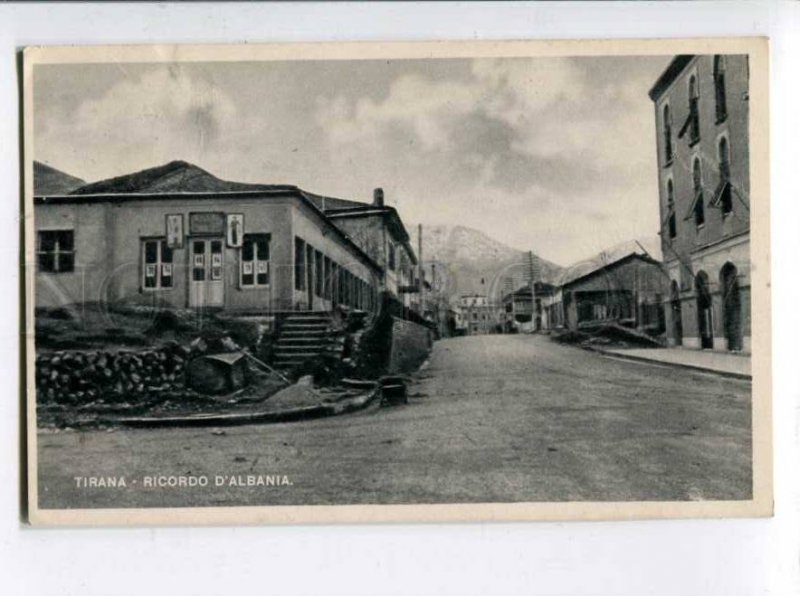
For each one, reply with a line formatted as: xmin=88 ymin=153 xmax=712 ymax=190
xmin=408 ymin=224 xmax=563 ymax=300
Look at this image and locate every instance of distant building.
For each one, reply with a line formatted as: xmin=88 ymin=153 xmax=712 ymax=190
xmin=455 ymin=294 xmax=497 ymax=336
xmin=551 ymin=250 xmax=665 ymax=335
xmin=501 ymin=281 xmax=556 ymax=332
xmin=649 ymin=54 xmax=750 ymax=352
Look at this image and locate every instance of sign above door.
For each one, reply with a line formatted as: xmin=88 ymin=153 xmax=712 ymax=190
xmin=189 ymin=212 xmax=225 ymax=236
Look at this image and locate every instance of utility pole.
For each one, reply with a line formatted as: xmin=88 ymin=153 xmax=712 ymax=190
xmin=528 ymin=251 xmax=537 ymax=330
xmin=418 ymin=223 xmax=424 ymax=318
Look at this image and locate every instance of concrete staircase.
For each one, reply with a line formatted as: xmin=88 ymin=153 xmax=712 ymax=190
xmin=273 ymin=312 xmax=339 ymax=369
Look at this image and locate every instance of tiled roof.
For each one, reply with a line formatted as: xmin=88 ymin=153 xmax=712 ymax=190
xmin=69 ymin=160 xmax=286 ymax=195
xmin=556 ymin=240 xmax=660 ymax=287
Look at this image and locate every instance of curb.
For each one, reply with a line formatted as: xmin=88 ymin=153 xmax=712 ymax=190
xmin=582 ymin=345 xmax=752 ymax=381
xmin=111 ymin=387 xmax=381 ymax=429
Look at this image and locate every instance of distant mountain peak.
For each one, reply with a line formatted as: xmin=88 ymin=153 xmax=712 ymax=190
xmin=409 ymin=223 xmax=562 ymax=299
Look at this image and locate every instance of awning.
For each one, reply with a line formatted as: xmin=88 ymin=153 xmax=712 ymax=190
xmin=709 ymin=179 xmax=732 ymax=208
xmin=677 ymin=109 xmax=696 ymax=139
xmin=683 ymin=190 xmax=705 ymax=221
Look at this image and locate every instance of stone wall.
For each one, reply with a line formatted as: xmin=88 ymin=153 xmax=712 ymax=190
xmin=387 ymin=316 xmax=433 ymax=374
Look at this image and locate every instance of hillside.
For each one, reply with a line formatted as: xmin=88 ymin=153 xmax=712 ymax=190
xmin=409 ymin=224 xmax=562 ymax=300
xmin=33 ymin=161 xmax=86 ymax=195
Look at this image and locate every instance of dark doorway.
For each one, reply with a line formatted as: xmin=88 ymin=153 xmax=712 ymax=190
xmin=720 ymin=263 xmax=743 ymax=351
xmin=670 ymin=280 xmax=683 ymax=346
xmin=695 ymin=271 xmax=714 ymax=349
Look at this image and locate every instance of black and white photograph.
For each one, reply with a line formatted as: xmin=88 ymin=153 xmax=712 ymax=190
xmin=23 ymin=39 xmax=771 ymax=525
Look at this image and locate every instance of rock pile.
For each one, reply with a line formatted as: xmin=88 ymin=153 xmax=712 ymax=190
xmin=35 ymin=342 xmax=194 ymax=405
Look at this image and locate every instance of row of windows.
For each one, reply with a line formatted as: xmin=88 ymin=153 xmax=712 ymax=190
xmin=142 ymin=234 xmax=271 ymax=290
xmin=37 ymin=230 xmax=271 ymax=292
xmin=662 ymin=55 xmax=729 ymax=163
xmin=293 ymin=237 xmax=375 ymax=310
xmin=664 ymin=137 xmax=733 ymax=240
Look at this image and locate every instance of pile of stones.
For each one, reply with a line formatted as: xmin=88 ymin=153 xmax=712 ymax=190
xmin=35 ymin=341 xmax=195 ymax=405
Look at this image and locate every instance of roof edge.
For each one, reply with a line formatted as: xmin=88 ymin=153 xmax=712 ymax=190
xmin=648 ymin=55 xmax=695 ymax=101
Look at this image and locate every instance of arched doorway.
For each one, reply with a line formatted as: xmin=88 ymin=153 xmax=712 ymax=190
xmin=670 ymin=280 xmax=683 ymax=346
xmin=720 ymin=263 xmax=742 ymax=351
xmin=695 ymin=271 xmax=714 ymax=349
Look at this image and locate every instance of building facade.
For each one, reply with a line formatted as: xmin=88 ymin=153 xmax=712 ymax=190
xmin=500 ymin=281 xmax=556 ymax=332
xmin=454 ymin=294 xmax=497 ymax=336
xmin=551 ymin=253 xmax=665 ymax=335
xmin=33 ymin=161 xmax=385 ymax=315
xmin=649 ymin=54 xmax=750 ymax=352
xmin=314 ymin=188 xmax=419 ymax=314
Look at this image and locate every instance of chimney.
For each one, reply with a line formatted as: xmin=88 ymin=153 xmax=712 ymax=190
xmin=373 ymin=187 xmax=384 ymax=207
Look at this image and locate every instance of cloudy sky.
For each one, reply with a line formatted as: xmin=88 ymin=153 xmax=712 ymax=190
xmin=33 ymin=55 xmax=671 ymax=265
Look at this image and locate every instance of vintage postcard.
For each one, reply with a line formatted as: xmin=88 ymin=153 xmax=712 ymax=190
xmin=23 ymin=38 xmax=771 ymax=526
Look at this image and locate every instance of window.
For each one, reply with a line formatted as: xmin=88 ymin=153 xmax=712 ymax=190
xmin=718 ymin=136 xmax=733 ymax=216
xmin=314 ymin=250 xmax=323 ymax=297
xmin=307 ymin=244 xmax=315 ymax=295
xmin=38 ymin=230 xmax=74 ymax=273
xmin=241 ymin=234 xmax=270 ymax=287
xmin=713 ymin=55 xmax=727 ymax=123
xmin=335 ymin=266 xmax=345 ymax=304
xmin=663 ymin=104 xmax=673 ymax=164
xmin=667 ymin=179 xmax=677 ymax=239
xmin=294 ymin=237 xmax=306 ymax=291
xmin=332 ymin=262 xmax=341 ymax=304
xmin=192 ymin=241 xmax=206 ymax=281
xmin=693 ymin=158 xmax=705 ymax=228
xmin=323 ymin=256 xmax=332 ymax=300
xmin=210 ymin=240 xmax=223 ymax=281
xmin=142 ymin=239 xmax=173 ymax=289
xmin=688 ymin=75 xmax=700 ymax=144
xmin=388 ymin=243 xmax=396 ymax=271
xmin=472 ymin=312 xmax=478 ymax=321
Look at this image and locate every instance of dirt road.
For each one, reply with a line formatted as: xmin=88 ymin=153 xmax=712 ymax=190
xmin=36 ymin=334 xmax=752 ymax=509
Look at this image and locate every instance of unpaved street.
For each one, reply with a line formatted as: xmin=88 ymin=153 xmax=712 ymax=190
xmin=37 ymin=335 xmax=752 ymax=509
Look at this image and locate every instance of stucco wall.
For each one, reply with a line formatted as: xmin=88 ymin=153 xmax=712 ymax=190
xmin=101 ymin=196 xmax=295 ymax=311
xmin=291 ymin=204 xmax=380 ymax=312
xmin=34 ymin=202 xmax=112 ymax=308
xmin=34 ymin=194 xmax=379 ymax=313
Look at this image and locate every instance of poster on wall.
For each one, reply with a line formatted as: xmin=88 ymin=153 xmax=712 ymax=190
xmin=165 ymin=214 xmax=183 ymax=248
xmin=226 ymin=213 xmax=244 ymax=248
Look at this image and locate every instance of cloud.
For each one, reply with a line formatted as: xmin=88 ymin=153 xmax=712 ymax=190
xmin=36 ymin=66 xmax=237 ymax=181
xmin=311 ymin=56 xmax=663 ymax=263
xmin=34 ymin=56 xmax=668 ymax=265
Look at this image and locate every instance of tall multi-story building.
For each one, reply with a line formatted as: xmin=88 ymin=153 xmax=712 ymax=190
xmin=649 ymin=54 xmax=750 ymax=352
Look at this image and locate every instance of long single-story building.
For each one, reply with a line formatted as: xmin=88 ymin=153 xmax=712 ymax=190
xmin=549 ymin=248 xmax=666 ymax=335
xmin=33 ymin=161 xmax=391 ymax=314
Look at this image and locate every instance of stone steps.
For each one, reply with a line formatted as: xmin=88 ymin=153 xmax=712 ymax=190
xmin=272 ymin=312 xmax=337 ymax=369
